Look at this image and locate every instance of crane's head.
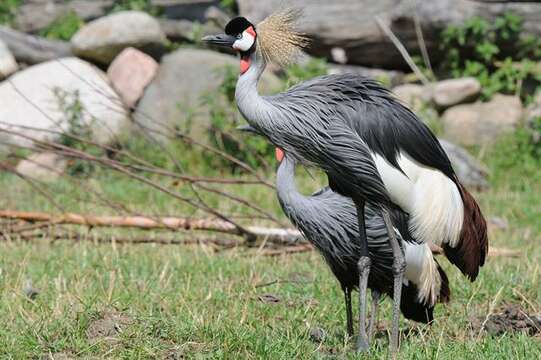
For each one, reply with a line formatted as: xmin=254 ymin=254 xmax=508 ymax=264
xmin=202 ymin=17 xmax=257 ymax=53
xmin=203 ymin=8 xmax=309 ymax=74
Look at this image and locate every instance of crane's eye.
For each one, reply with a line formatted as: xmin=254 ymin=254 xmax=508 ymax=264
xmin=236 ymin=33 xmax=243 ymax=39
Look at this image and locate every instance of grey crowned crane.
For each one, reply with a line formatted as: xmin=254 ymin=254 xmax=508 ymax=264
xmin=204 ymin=9 xmax=488 ymax=354
xmin=273 ymin=145 xmax=451 ymax=339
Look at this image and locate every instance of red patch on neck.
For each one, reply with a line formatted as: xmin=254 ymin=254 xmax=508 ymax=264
xmin=240 ymin=56 xmax=251 ymax=74
xmin=275 ymin=147 xmax=284 ymax=162
xmin=246 ymin=26 xmax=256 ymax=37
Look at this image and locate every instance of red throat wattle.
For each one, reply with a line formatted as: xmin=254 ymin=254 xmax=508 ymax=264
xmin=275 ymin=147 xmax=285 ymax=162
xmin=240 ymin=55 xmax=251 ymax=74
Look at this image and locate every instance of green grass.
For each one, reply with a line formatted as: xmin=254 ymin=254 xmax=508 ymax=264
xmin=0 ymin=152 xmax=540 ymax=358
xmin=0 ymin=213 xmax=539 ymax=359
xmin=1 ymin=115 xmax=540 ymax=358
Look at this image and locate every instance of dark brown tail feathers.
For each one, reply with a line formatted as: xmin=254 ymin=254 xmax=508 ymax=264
xmin=444 ymin=180 xmax=488 ymax=281
xmin=399 ymin=262 xmax=450 ymax=324
xmin=436 ymin=261 xmax=450 ymax=303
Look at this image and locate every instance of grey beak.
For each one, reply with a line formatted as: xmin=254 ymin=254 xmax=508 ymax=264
xmin=202 ymin=33 xmax=237 ymax=47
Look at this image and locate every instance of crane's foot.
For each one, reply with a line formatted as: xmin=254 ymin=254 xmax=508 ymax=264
xmin=355 ymin=336 xmax=370 ymax=353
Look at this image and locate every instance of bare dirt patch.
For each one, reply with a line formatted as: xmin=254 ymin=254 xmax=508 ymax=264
xmin=86 ymin=310 xmax=133 ymax=344
xmin=475 ymin=304 xmax=541 ymax=336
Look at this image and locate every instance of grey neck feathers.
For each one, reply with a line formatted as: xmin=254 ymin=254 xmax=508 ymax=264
xmin=235 ymin=50 xmax=271 ymax=126
xmin=276 ymin=155 xmax=309 ymax=212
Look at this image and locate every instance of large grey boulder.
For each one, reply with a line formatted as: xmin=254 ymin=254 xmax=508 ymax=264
xmin=238 ymin=0 xmax=541 ymax=69
xmin=151 ymin=0 xmax=220 ymax=22
xmin=14 ymin=0 xmax=114 ymax=33
xmin=439 ymin=139 xmax=489 ymax=190
xmin=0 ymin=57 xmax=130 ymax=152
xmin=0 ymin=26 xmax=72 ymax=65
xmin=71 ymin=11 xmax=166 ymax=65
xmin=392 ymin=84 xmax=432 ymax=112
xmin=15 ymin=152 xmax=67 ymax=183
xmin=134 ymin=48 xmax=282 ymax=142
xmin=433 ymin=77 xmax=481 ymax=109
xmin=442 ymin=94 xmax=523 ymax=146
xmin=0 ymin=40 xmax=18 ymax=80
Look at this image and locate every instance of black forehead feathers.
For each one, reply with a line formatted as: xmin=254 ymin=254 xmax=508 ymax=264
xmin=225 ymin=17 xmax=254 ymax=35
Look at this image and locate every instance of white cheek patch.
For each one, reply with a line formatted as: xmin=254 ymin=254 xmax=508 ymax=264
xmin=233 ymin=31 xmax=255 ymax=51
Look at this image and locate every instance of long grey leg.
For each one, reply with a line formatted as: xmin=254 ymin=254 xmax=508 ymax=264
xmin=344 ymin=287 xmax=354 ymax=337
xmin=355 ymin=201 xmax=371 ymax=353
xmin=368 ymin=289 xmax=381 ymax=342
xmin=381 ymin=208 xmax=406 ymax=359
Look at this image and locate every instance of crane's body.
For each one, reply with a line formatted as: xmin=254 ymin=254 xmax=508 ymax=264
xmin=203 ymin=10 xmax=488 ymax=355
xmin=236 ymin=53 xmax=486 ymax=275
xmin=275 ymin=152 xmax=450 ymax=329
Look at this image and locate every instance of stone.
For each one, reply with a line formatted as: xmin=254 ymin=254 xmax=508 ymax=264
xmin=392 ymin=84 xmax=432 ymax=111
xmin=107 ymin=47 xmax=159 ymax=109
xmin=134 ymin=48 xmax=282 ymax=142
xmin=309 ymin=327 xmax=326 ymax=343
xmin=329 ymin=65 xmax=404 ymax=87
xmin=158 ymin=18 xmax=221 ymax=43
xmin=433 ymin=77 xmax=481 ymax=108
xmin=0 ymin=26 xmax=72 ymax=65
xmin=0 ymin=40 xmax=18 ymax=79
xmin=0 ymin=57 xmax=130 ymax=152
xmin=442 ymin=94 xmax=523 ymax=146
xmin=15 ymin=152 xmax=67 ymax=182
xmin=71 ymin=11 xmax=166 ymax=65
xmin=439 ymin=139 xmax=489 ymax=190
xmin=238 ymin=0 xmax=541 ymax=69
xmin=204 ymin=6 xmax=231 ymax=28
xmin=151 ymin=0 xmax=220 ymax=22
xmin=14 ymin=0 xmax=114 ymax=33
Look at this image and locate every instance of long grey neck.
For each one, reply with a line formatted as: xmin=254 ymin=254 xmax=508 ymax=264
xmin=235 ymin=50 xmax=271 ymax=127
xmin=276 ymin=155 xmax=308 ymax=212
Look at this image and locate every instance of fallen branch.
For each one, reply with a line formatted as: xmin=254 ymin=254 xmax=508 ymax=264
xmin=7 ymin=231 xmax=240 ymax=248
xmin=0 ymin=210 xmax=522 ymax=257
xmin=0 ymin=210 xmax=302 ymax=244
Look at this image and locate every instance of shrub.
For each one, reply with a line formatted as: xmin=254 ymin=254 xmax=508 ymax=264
xmin=39 ymin=11 xmax=83 ymax=41
xmin=439 ymin=12 xmax=541 ymax=100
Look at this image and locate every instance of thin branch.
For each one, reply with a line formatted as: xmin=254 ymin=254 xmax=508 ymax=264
xmin=375 ymin=16 xmax=431 ymax=85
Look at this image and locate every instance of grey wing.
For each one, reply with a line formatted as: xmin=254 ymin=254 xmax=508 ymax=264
xmin=266 ymin=83 xmax=391 ymax=205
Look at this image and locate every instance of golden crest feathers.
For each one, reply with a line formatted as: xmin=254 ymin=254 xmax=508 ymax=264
xmin=256 ymin=8 xmax=310 ymax=67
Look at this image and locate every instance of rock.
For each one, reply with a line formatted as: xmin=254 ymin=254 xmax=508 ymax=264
xmin=0 ymin=26 xmax=72 ymax=65
xmin=205 ymin=6 xmax=232 ymax=28
xmin=151 ymin=0 xmax=220 ymax=22
xmin=439 ymin=139 xmax=489 ymax=190
xmin=442 ymin=94 xmax=523 ymax=146
xmin=158 ymin=19 xmax=221 ymax=42
xmin=107 ymin=48 xmax=159 ymax=109
xmin=0 ymin=57 xmax=130 ymax=152
xmin=0 ymin=40 xmax=18 ymax=79
xmin=15 ymin=152 xmax=67 ymax=182
xmin=134 ymin=48 xmax=282 ymax=142
xmin=329 ymin=65 xmax=404 ymax=87
xmin=392 ymin=84 xmax=432 ymax=111
xmin=433 ymin=77 xmax=481 ymax=109
xmin=23 ymin=279 xmax=39 ymax=300
xmin=238 ymin=0 xmax=541 ymax=69
xmin=71 ymin=11 xmax=166 ymax=65
xmin=14 ymin=0 xmax=114 ymax=33
xmin=309 ymin=327 xmax=326 ymax=343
